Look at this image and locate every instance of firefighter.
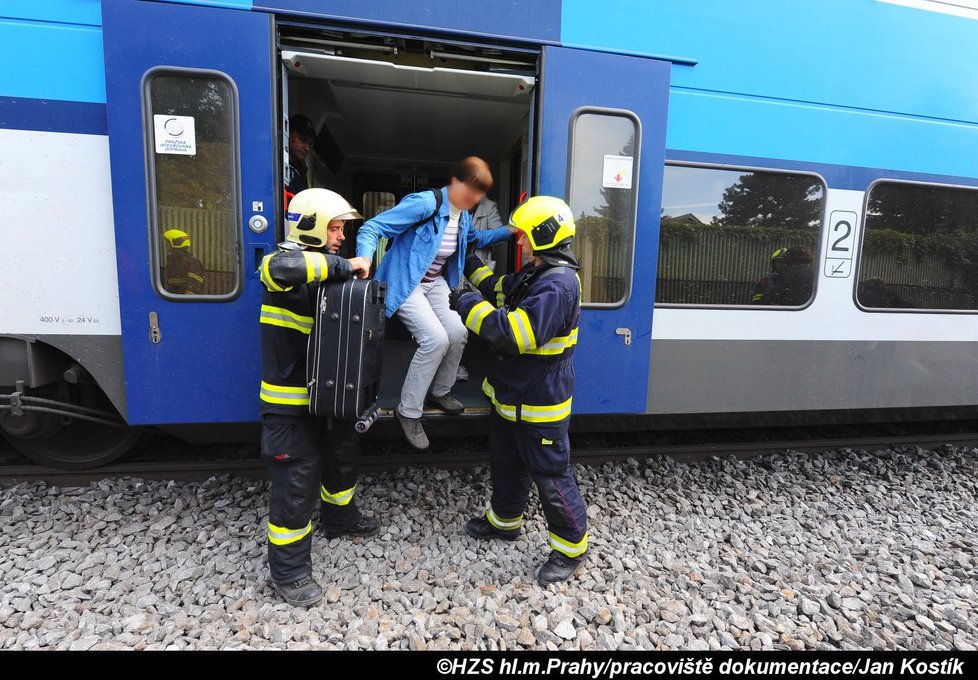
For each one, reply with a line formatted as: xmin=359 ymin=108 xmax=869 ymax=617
xmin=258 ymin=188 xmax=376 ymax=607
xmin=753 ymin=246 xmax=814 ymax=306
xmin=161 ymin=229 xmax=205 ymax=294
xmin=452 ymin=196 xmax=589 ymax=586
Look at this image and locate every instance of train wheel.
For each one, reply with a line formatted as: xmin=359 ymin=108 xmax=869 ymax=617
xmin=1 ymin=384 xmax=141 ymax=470
xmin=1 ymin=418 xmax=142 ymax=470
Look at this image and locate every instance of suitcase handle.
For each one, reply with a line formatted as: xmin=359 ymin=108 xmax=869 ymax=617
xmin=354 ymin=402 xmax=382 ymax=434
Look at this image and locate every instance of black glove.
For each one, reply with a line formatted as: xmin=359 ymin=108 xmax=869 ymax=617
xmin=449 ymin=279 xmax=478 ymax=311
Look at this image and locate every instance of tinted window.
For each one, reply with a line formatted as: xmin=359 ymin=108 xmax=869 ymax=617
xmin=858 ymin=182 xmax=978 ymax=311
xmin=146 ymin=71 xmax=239 ymax=298
xmin=567 ymin=111 xmax=639 ymax=306
xmin=657 ymin=165 xmax=824 ymax=307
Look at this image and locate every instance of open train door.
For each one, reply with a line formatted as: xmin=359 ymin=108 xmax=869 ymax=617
xmin=537 ymin=47 xmax=670 ymax=414
xmin=102 ymin=1 xmax=277 ymax=424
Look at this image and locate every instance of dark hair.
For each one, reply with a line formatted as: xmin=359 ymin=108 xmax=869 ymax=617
xmin=451 ymin=156 xmax=493 ymax=193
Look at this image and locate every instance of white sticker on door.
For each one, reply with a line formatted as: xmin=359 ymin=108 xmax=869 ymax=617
xmin=153 ymin=115 xmax=197 ymax=155
xmin=602 ymin=154 xmax=633 ymax=189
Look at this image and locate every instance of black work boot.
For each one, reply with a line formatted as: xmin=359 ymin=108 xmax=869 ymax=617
xmin=396 ymin=407 xmax=429 ymax=450
xmin=427 ymin=392 xmax=464 ymax=415
xmin=271 ymin=575 xmax=324 ymax=607
xmin=322 ymin=513 xmax=381 ymax=539
xmin=464 ymin=515 xmax=520 ymax=542
xmin=537 ymin=550 xmax=587 ymax=586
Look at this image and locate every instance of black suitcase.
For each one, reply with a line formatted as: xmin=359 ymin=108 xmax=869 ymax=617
xmin=307 ymin=278 xmax=387 ymax=431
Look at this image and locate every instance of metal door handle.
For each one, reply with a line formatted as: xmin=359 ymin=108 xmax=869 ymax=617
xmin=615 ymin=327 xmax=632 ymax=346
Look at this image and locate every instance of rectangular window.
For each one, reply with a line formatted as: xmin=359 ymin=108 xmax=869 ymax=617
xmin=567 ymin=110 xmax=640 ymax=307
xmin=656 ymin=164 xmax=825 ymax=307
xmin=144 ymin=69 xmax=240 ymax=299
xmin=362 ymin=191 xmax=396 ymax=267
xmin=857 ymin=181 xmax=978 ymax=312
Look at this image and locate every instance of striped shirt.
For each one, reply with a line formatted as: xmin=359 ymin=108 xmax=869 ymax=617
xmin=421 ymin=205 xmax=462 ymax=282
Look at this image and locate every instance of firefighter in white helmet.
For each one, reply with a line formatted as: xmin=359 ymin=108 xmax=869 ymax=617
xmin=257 ymin=188 xmax=374 ymax=606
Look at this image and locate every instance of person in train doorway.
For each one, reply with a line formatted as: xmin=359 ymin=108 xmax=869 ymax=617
xmin=258 ymin=188 xmax=376 ymax=607
xmin=161 ymin=229 xmax=205 ymax=295
xmin=457 ymin=195 xmax=506 ymax=383
xmin=753 ymin=246 xmax=814 ymax=306
xmin=355 ymin=157 xmax=515 ymax=450
xmin=285 ymin=114 xmax=319 ymax=197
xmin=452 ymin=196 xmax=589 ymax=586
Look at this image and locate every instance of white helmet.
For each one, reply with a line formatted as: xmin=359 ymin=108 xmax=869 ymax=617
xmin=286 ymin=188 xmax=363 ymax=248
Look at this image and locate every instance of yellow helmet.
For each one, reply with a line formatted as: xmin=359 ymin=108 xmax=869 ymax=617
xmin=163 ymin=229 xmax=191 ymax=248
xmin=286 ymin=188 xmax=363 ymax=248
xmin=508 ymin=195 xmax=575 ymax=251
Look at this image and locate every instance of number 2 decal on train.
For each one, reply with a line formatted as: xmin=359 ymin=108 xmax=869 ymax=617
xmin=824 ymin=210 xmax=858 ymax=278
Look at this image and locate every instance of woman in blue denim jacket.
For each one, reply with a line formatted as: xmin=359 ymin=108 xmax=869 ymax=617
xmin=356 ymin=157 xmax=514 ymax=449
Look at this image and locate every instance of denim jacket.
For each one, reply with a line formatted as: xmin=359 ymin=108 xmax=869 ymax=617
xmin=356 ymin=186 xmax=512 ymax=317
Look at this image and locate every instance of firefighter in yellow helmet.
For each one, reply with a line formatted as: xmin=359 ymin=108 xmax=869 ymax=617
xmin=257 ymin=188 xmax=374 ymax=606
xmin=161 ymin=229 xmax=205 ymax=295
xmin=452 ymin=196 xmax=589 ymax=585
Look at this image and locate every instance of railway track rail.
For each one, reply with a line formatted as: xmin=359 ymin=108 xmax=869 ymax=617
xmin=2 ymin=432 xmax=977 ymax=486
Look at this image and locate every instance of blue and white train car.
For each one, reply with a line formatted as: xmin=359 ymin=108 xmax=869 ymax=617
xmin=1 ymin=0 xmax=976 ymax=467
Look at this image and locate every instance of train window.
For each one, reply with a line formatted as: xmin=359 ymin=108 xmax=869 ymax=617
xmin=567 ymin=110 xmax=640 ymax=307
xmin=362 ymin=191 xmax=396 ymax=266
xmin=657 ymin=164 xmax=824 ymax=307
xmin=144 ymin=69 xmax=241 ymax=299
xmin=856 ymin=181 xmax=978 ymax=312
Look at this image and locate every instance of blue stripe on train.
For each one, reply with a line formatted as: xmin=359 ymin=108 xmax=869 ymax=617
xmin=666 ymin=88 xmax=978 ymax=184
xmin=667 ymin=148 xmax=978 ymax=193
xmin=562 ymin=0 xmax=978 ymax=182
xmin=560 ymin=0 xmax=978 ymax=127
xmin=0 ymin=0 xmax=102 ymax=26
xmin=0 ymin=16 xmax=106 ymax=103
xmin=0 ymin=96 xmax=107 ymax=135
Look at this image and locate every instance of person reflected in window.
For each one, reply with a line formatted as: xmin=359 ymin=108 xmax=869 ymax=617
xmin=859 ymin=277 xmax=911 ymax=309
xmin=162 ymin=229 xmax=205 ymax=294
xmin=753 ymin=246 xmax=814 ymax=306
xmin=750 ymin=247 xmax=789 ymax=305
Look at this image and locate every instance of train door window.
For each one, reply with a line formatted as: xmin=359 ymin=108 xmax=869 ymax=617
xmin=857 ymin=181 xmax=978 ymax=311
xmin=143 ymin=69 xmax=241 ymax=299
xmin=656 ymin=164 xmax=825 ymax=307
xmin=567 ymin=109 xmax=640 ymax=307
xmin=363 ymin=191 xmax=396 ymax=267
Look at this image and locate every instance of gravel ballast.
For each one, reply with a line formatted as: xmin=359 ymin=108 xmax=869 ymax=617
xmin=1 ymin=445 xmax=976 ymax=651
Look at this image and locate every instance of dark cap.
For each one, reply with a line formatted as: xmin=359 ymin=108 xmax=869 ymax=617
xmin=289 ymin=114 xmax=317 ymax=142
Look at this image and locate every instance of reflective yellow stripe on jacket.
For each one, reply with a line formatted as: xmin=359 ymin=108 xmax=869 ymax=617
xmin=525 ymin=327 xmax=578 ymax=356
xmin=259 ymin=305 xmax=314 ymax=334
xmin=259 ymin=255 xmax=289 ymax=292
xmin=301 ymin=251 xmax=328 ymax=283
xmin=465 ymin=301 xmax=494 ymax=334
xmin=259 ymin=380 xmax=310 ymax=406
xmin=494 ymin=278 xmax=505 ymax=307
xmin=507 ymin=308 xmax=537 ymax=353
xmin=482 ymin=378 xmax=572 ymax=423
xmin=469 ymin=265 xmax=492 ymax=287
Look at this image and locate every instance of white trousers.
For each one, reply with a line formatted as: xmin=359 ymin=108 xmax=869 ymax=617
xmin=395 ymin=277 xmax=467 ymax=418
